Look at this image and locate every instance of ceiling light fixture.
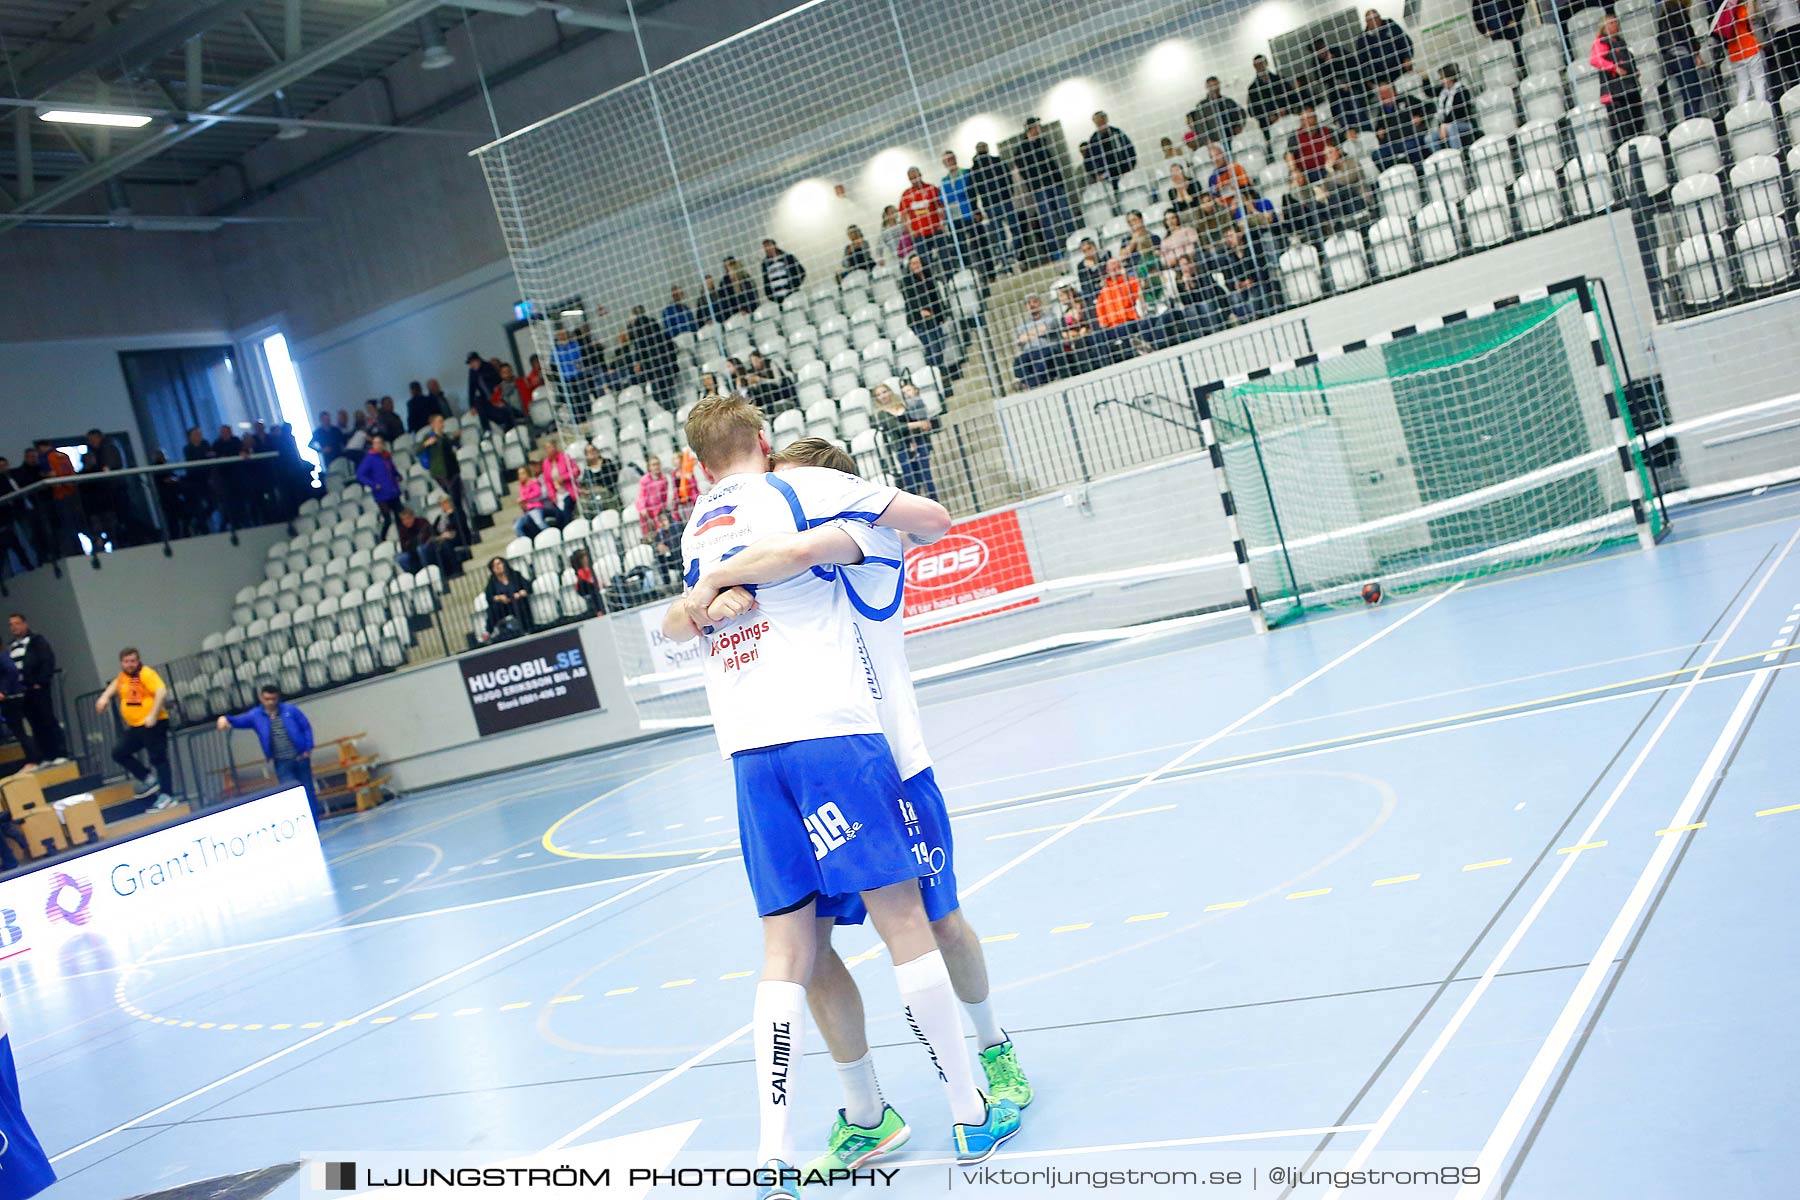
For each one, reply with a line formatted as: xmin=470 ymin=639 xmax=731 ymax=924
xmin=39 ymin=109 xmax=153 ymax=128
xmin=417 ymin=18 xmax=455 ymax=70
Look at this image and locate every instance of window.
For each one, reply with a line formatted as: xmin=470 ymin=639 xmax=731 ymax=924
xmin=260 ymin=332 xmax=318 ymax=469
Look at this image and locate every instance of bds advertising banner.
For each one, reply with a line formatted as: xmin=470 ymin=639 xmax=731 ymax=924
xmin=460 ymin=628 xmax=601 ymax=737
xmin=903 ymin=510 xmax=1037 ymax=631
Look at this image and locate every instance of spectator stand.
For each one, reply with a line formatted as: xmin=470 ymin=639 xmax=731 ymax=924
xmin=1 ymin=759 xmax=196 ymax=864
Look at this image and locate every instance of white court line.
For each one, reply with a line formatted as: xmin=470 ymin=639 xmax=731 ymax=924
xmin=544 ymin=584 xmax=1464 ymax=1153
xmin=898 ymin=1122 xmax=1378 ymax=1168
xmin=1327 ymin=522 xmax=1800 ymax=1195
xmin=49 ymin=868 xmax=687 ymax=1165
xmin=1456 ymin=530 xmax=1800 ymax=1196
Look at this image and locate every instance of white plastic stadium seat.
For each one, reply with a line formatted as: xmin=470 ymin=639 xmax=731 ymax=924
xmin=1674 ymin=232 xmax=1732 ymax=305
xmin=1417 ymin=200 xmax=1461 ymax=262
xmin=1516 ymin=119 xmax=1562 ymax=174
xmin=1724 ymin=100 xmax=1779 ymax=162
xmin=1367 ymin=218 xmax=1414 ymax=277
xmin=1423 ymin=149 xmax=1467 ymax=207
xmin=1736 ymin=216 xmax=1793 ymax=287
xmin=1567 ymin=103 xmax=1611 ymax=159
xmin=1520 ymin=74 xmax=1566 ymax=125
xmin=1324 ymin=230 xmax=1369 ymax=291
xmin=1616 ymin=136 xmax=1668 ymax=196
xmin=1470 ymin=136 xmax=1516 ymax=193
xmin=1278 ymin=244 xmax=1323 ymax=305
xmin=1477 ymin=88 xmax=1519 ymax=139
xmin=1466 ymin=185 xmax=1515 ymax=247
xmin=1565 ymin=154 xmax=1614 ymax=215
xmin=1667 ymin=118 xmax=1722 ymax=180
xmin=1672 ymin=172 xmax=1726 ymax=240
xmin=1376 ymin=164 xmax=1421 ymax=223
xmin=1515 ymin=169 xmax=1565 ymax=232
xmin=1729 ymin=156 xmax=1784 ymax=222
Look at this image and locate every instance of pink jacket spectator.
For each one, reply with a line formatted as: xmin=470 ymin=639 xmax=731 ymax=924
xmin=542 ymin=449 xmax=580 ymax=501
xmin=636 ymin=469 xmax=670 ymax=536
xmin=518 ymin=475 xmax=551 ymax=514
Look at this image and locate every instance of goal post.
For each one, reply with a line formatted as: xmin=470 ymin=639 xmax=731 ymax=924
xmin=1195 ymin=278 xmax=1663 ymax=630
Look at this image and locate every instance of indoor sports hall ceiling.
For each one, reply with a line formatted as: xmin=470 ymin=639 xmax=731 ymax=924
xmin=0 ymin=0 xmax=702 ymax=231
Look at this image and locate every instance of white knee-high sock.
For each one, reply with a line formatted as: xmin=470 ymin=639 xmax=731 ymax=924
xmin=834 ymin=1052 xmax=885 ymax=1128
xmin=753 ymin=981 xmax=807 ymax=1165
xmin=893 ymin=950 xmax=986 ymax=1127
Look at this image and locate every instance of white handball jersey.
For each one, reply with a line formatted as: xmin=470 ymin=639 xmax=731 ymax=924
xmin=832 ymin=521 xmax=932 ymax=782
xmin=681 ymin=467 xmax=898 ymax=757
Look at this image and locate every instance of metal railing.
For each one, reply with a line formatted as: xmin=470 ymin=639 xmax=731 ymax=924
xmin=0 ymin=452 xmax=312 ymax=586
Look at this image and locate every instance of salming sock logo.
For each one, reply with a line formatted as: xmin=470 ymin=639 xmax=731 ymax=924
xmin=770 ymin=1020 xmax=793 ymax=1105
xmin=905 ymin=1006 xmax=947 ymax=1082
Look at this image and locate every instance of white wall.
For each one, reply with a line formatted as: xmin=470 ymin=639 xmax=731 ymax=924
xmin=0 ymin=330 xmax=236 ymax=461
xmin=291 ymin=260 xmax=522 ymax=415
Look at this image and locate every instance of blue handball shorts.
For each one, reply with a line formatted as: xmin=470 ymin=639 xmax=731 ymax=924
xmin=817 ymin=767 xmax=957 ymax=926
xmin=732 ymin=733 xmax=931 ymax=918
xmin=0 ymin=1035 xmax=55 ymax=1200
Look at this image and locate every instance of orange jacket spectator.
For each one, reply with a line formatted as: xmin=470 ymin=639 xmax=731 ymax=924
xmin=673 ymin=449 xmax=700 ymax=517
xmin=46 ymin=447 xmax=77 ymax=500
xmin=1095 ymin=270 xmax=1143 ymax=329
xmin=901 ymin=176 xmax=946 ymax=240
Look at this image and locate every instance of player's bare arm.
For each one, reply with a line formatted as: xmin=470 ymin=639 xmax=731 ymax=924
xmin=691 ymin=527 xmax=866 ymax=613
xmin=875 ymin=493 xmax=952 ymax=545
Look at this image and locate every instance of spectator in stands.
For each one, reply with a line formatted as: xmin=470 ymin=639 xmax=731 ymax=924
xmin=1427 ymin=63 xmax=1478 ymax=151
xmin=96 ymin=647 xmax=175 ymax=808
xmin=1285 ymin=111 xmax=1336 ymax=182
xmin=969 ymin=141 xmax=1022 ymax=271
xmin=1322 ymin=143 xmax=1371 ymax=231
xmin=1160 ymin=136 xmax=1180 ymax=160
xmin=582 ymin=444 xmax=619 ymax=511
xmin=375 ymin=397 xmax=404 ymax=442
xmin=571 ymin=546 xmax=604 ymax=615
xmin=940 ymin=151 xmax=987 ymax=275
xmin=1716 ymin=1 xmax=1768 ymax=104
xmin=485 ymin=363 xmax=527 ymax=430
xmin=719 ymin=257 xmax=760 ymax=318
xmin=4 ymin=614 xmax=64 ymax=765
xmin=180 ymin=428 xmax=221 ymax=533
xmin=1475 ymin=0 xmax=1526 ymax=48
xmin=394 ymin=506 xmax=442 ymax=575
xmin=760 ymin=239 xmax=807 ymax=304
xmin=542 ymin=444 xmax=582 ymax=524
xmin=552 ymin=328 xmax=587 ymax=400
xmin=404 ymin=381 xmax=437 ymax=434
xmin=78 ymin=427 xmax=125 ymax=548
xmin=901 ymin=166 xmax=949 ymax=271
xmin=1309 ymin=38 xmax=1366 ymax=132
xmin=466 ymin=352 xmax=501 ymax=416
xmin=483 ymin=557 xmax=532 ymax=640
xmin=651 ymin=511 xmax=684 ymax=588
xmin=1355 ymin=8 xmax=1416 ymax=89
xmin=1016 ymin=116 xmax=1078 ymax=261
xmin=1164 ymin=254 xmax=1231 ymax=341
xmin=1075 ymin=237 xmax=1110 ymax=303
xmin=901 ymin=252 xmax=953 ymax=374
xmin=662 ymin=284 xmax=699 ymax=337
xmin=1058 ymin=282 xmax=1111 ymax=372
xmin=1658 ymin=0 xmax=1708 ymax=122
xmin=1284 ymin=160 xmax=1334 ymax=245
xmin=1189 ymin=77 xmax=1246 ymax=149
xmin=424 ymin=379 xmax=453 ymax=423
xmin=216 ymin=685 xmax=318 ymax=817
xmin=1012 ymin=294 xmax=1065 ymax=388
xmin=1247 ymin=54 xmax=1302 ymax=128
xmin=1211 ymin=225 xmax=1274 ymax=323
xmin=636 ymin=455 xmax=672 ymax=538
xmin=419 ymin=411 xmax=465 ymax=519
xmin=39 ymin=439 xmax=81 ymax=555
xmin=513 ymin=465 xmax=558 ymax=538
xmin=431 ymin=492 xmax=471 ymax=573
xmin=521 ymin=355 xmax=543 ymax=409
xmin=1369 ymin=81 xmax=1430 ymax=170
xmin=876 ymin=204 xmax=909 ymax=267
xmin=1121 ymin=210 xmax=1163 ymax=305
xmin=673 ymin=448 xmax=700 ymax=521
xmin=1591 ymin=13 xmax=1647 ymax=142
xmin=310 ymin=411 xmax=346 ymax=466
xmin=628 ymin=307 xmax=682 ymax=413
xmin=839 ymin=225 xmax=877 ymax=280
xmin=1081 ymin=111 xmax=1138 ymax=202
xmin=1159 ymin=208 xmax=1201 ymax=269
xmin=355 ymin=434 xmax=404 ymax=540
xmin=1094 ymin=256 xmax=1149 ymax=354
xmin=1164 ymin=162 xmax=1204 ymax=219
xmin=873 ymin=383 xmax=936 ymax=499
xmin=741 ymin=351 xmax=798 ymax=415
xmin=1204 ymin=142 xmax=1253 ymax=207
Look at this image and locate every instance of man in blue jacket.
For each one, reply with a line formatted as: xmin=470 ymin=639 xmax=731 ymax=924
xmin=354 ymin=433 xmax=404 ymax=540
xmin=216 ymin=685 xmax=319 ymax=817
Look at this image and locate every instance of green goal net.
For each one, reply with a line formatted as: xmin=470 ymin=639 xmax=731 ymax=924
xmin=1207 ymin=290 xmax=1661 ymax=628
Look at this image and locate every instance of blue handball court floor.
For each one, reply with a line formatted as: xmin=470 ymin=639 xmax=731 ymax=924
xmin=16 ymin=485 xmax=1800 ymax=1199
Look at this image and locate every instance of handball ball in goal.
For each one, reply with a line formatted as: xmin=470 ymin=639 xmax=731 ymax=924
xmin=1361 ymin=582 xmax=1384 ymax=606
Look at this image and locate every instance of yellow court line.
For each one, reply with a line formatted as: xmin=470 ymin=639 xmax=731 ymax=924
xmin=1557 ymin=841 xmax=1608 ymax=854
xmin=720 ymin=971 xmax=753 ymax=980
xmin=1204 ymin=900 xmax=1249 ymax=911
xmin=661 ymin=979 xmax=696 ymax=989
xmin=541 ymin=756 xmax=730 ymax=861
xmin=1286 ymin=889 xmax=1332 ymax=900
xmin=1051 ymin=923 xmax=1093 ymax=933
xmin=1757 ymin=803 xmax=1800 ymax=817
xmin=270 ymin=1023 xmax=291 ymax=1030
xmin=550 ymin=995 xmax=583 ymax=1004
xmin=605 ymin=987 xmax=638 ymax=996
xmin=369 ymin=1017 xmax=397 ymax=1025
xmin=1125 ymin=912 xmax=1169 ymax=922
xmin=1373 ymin=874 xmax=1420 ymax=886
xmin=500 ymin=1001 xmax=532 ymax=1011
xmin=300 ymin=1021 xmax=323 ymax=1029
xmin=983 ymin=804 xmax=1178 ymax=841
xmin=1656 ymin=822 xmax=1707 ymax=836
xmin=409 ymin=1012 xmax=438 ymax=1021
xmin=980 ymin=933 xmax=1019 ymax=943
xmin=844 ymin=952 xmax=881 ymax=964
xmin=1463 ymin=858 xmax=1512 ymax=871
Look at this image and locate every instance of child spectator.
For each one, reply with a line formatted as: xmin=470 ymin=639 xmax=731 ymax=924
xmin=636 ymin=456 xmax=672 ymax=538
xmin=513 ymin=465 xmax=558 ymax=538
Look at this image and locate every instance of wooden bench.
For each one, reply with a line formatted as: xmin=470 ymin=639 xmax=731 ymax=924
xmin=219 ymin=732 xmax=389 ymax=818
